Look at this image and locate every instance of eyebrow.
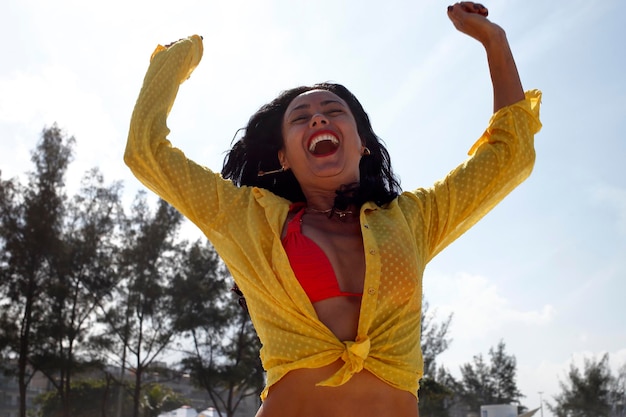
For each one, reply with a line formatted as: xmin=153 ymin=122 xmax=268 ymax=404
xmin=289 ymin=99 xmax=346 ymax=113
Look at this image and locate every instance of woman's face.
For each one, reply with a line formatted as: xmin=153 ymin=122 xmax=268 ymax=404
xmin=278 ymin=89 xmax=364 ymax=193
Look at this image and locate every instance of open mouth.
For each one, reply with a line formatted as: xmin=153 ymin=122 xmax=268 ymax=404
xmin=308 ymin=133 xmax=340 ymax=156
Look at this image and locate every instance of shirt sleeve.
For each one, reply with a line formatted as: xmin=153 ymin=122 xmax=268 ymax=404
xmin=409 ymin=90 xmax=542 ymax=262
xmin=124 ymin=35 xmax=248 ymax=231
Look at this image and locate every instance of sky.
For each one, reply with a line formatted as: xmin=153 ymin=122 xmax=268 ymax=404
xmin=1 ymin=0 xmax=625 ymax=414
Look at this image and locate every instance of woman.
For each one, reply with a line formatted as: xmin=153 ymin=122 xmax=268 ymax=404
xmin=124 ymin=3 xmax=542 ymax=416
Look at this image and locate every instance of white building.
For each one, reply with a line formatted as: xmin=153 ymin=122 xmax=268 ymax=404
xmin=158 ymin=405 xmax=198 ymax=417
xmin=198 ymin=408 xmax=219 ymax=417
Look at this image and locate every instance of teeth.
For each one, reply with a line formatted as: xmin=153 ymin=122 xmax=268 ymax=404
xmin=308 ymin=134 xmax=339 ymax=152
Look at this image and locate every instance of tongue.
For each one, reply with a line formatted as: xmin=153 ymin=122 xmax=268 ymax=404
xmin=312 ymin=140 xmax=338 ymax=155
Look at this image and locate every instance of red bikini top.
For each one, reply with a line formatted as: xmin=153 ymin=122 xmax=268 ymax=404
xmin=282 ymin=203 xmax=363 ymax=303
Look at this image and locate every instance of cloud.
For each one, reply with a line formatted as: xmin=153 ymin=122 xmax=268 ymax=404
xmin=0 ymin=65 xmax=122 ymax=190
xmin=611 ymin=348 xmax=626 ymax=370
xmin=424 ymin=271 xmax=555 ymax=340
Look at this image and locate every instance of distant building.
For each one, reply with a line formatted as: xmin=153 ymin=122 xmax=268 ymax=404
xmin=0 ymin=361 xmax=51 ymax=417
xmin=158 ymin=405 xmax=227 ymax=417
xmin=198 ymin=408 xmax=218 ymax=417
xmin=447 ymin=402 xmax=539 ymax=417
xmin=481 ymin=404 xmax=518 ymax=417
xmin=158 ymin=405 xmax=198 ymax=417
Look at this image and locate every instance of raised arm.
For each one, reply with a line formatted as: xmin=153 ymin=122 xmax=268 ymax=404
xmin=409 ymin=4 xmax=542 ymax=261
xmin=124 ymin=36 xmax=244 ymax=230
xmin=124 ymin=35 xmax=204 ymax=202
xmin=447 ymin=2 xmax=525 ymax=112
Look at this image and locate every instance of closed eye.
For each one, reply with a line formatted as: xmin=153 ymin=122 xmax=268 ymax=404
xmin=290 ymin=114 xmax=309 ymax=124
xmin=287 ymin=106 xmax=346 ymax=124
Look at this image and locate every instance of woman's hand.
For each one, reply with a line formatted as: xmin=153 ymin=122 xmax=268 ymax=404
xmin=164 ymin=35 xmax=203 ymax=49
xmin=150 ymin=35 xmax=204 ymax=67
xmin=447 ymin=2 xmax=504 ymax=47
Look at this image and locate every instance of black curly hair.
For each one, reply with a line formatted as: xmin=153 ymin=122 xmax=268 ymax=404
xmin=221 ymin=83 xmax=401 ymax=208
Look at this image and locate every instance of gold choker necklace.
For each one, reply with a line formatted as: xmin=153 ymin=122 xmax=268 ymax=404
xmin=306 ymin=207 xmax=354 ymax=219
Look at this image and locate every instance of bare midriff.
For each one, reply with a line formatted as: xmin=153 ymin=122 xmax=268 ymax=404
xmin=255 ymin=361 xmax=419 ymax=417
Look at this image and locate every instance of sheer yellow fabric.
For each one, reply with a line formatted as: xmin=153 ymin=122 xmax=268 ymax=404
xmin=125 ymin=35 xmax=542 ymax=400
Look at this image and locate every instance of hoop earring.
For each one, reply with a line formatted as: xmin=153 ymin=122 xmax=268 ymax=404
xmin=362 ymin=147 xmax=371 ymax=156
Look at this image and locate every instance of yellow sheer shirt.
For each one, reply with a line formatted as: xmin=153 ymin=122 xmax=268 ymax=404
xmin=124 ymin=35 xmax=542 ymax=400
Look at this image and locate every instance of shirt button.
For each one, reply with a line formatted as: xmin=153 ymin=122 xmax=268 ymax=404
xmin=364 ymin=224 xmax=369 ymax=229
xmin=368 ymin=288 xmax=376 ymax=295
xmin=369 ymin=249 xmax=376 ymax=255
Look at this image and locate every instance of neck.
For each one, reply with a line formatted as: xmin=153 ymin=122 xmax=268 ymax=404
xmin=303 ymin=182 xmax=361 ymax=211
xmin=302 ymin=191 xmax=340 ymax=213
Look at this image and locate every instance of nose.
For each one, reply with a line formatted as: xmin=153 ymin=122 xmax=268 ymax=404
xmin=309 ymin=113 xmax=329 ymax=127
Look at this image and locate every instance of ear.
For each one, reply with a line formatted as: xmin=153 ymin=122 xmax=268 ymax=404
xmin=278 ymin=149 xmax=289 ymax=169
xmin=360 ymin=140 xmax=371 ymax=156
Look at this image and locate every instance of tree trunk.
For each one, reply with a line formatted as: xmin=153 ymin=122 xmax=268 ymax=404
xmin=18 ymin=281 xmax=35 ymax=417
xmin=133 ymin=368 xmax=142 ymax=417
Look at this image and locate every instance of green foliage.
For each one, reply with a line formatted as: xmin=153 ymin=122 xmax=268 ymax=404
xmin=141 ymin=382 xmax=191 ymax=417
xmin=34 ymin=378 xmax=189 ymax=417
xmin=0 ymin=126 xmax=184 ymax=417
xmin=33 ymin=167 xmax=121 ymax=415
xmin=418 ymin=301 xmax=455 ymax=417
xmin=35 ymin=378 xmax=119 ymax=417
xmin=419 ymin=376 xmax=454 ymax=417
xmin=458 ymin=352 xmax=492 ymax=411
xmin=457 ymin=340 xmax=523 ymax=413
xmin=488 ymin=341 xmax=522 ymax=404
xmin=0 ymin=125 xmax=77 ymax=417
xmin=94 ymin=194 xmax=184 ymax=417
xmin=173 ymin=241 xmax=263 ymax=417
xmin=421 ymin=301 xmax=453 ymax=378
xmin=548 ymin=354 xmax=625 ymax=417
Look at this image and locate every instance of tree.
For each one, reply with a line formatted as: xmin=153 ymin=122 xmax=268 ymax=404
xmin=95 ymin=194 xmax=183 ymax=417
xmin=1 ymin=126 xmax=126 ymax=417
xmin=419 ymin=374 xmax=455 ymax=417
xmin=34 ymin=377 xmax=189 ymax=417
xmin=31 ymin=168 xmax=121 ymax=417
xmin=35 ymin=378 xmax=121 ymax=417
xmin=0 ymin=125 xmax=74 ymax=417
xmin=458 ymin=352 xmax=494 ymax=411
xmin=421 ymin=301 xmax=453 ymax=378
xmin=141 ymin=381 xmax=190 ymax=417
xmin=611 ymin=364 xmax=626 ymax=417
xmin=173 ymin=241 xmax=264 ymax=417
xmin=548 ymin=354 xmax=615 ymax=417
xmin=457 ymin=340 xmax=523 ymax=413
xmin=418 ymin=301 xmax=455 ymax=417
xmin=488 ymin=341 xmax=523 ymax=404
